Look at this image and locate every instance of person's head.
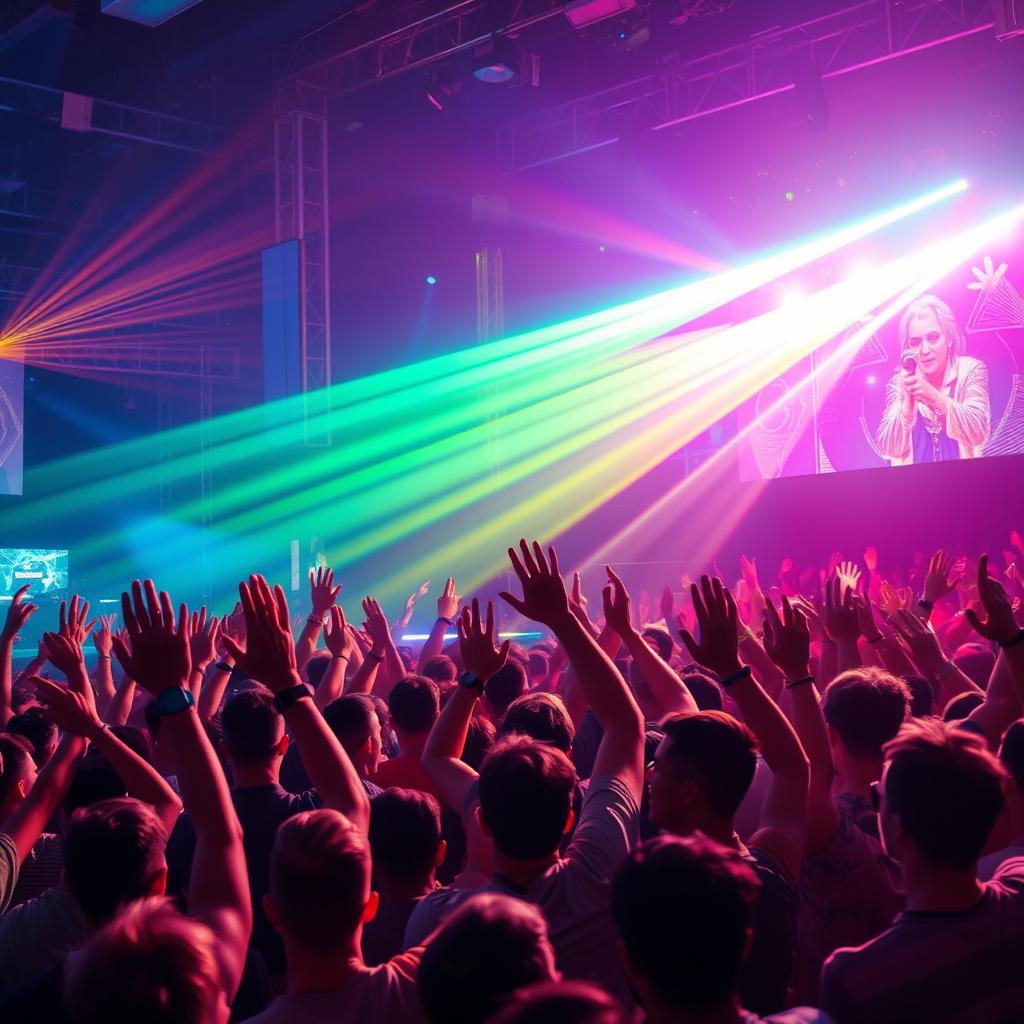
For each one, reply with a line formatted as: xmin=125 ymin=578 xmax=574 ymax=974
xmin=878 ymin=718 xmax=1005 ymax=871
xmin=999 ymin=720 xmax=1024 ymax=797
xmin=612 ymin=834 xmax=759 ymax=1014
xmin=527 ymin=649 xmax=550 ymax=684
xmin=499 ymin=692 xmax=574 ymax=753
xmin=64 ymin=898 xmax=228 ymax=1024
xmin=0 ymin=732 xmax=37 ymax=818
xmin=641 ymin=627 xmax=674 ymax=663
xmin=304 ymin=651 xmax=332 ymax=691
xmin=368 ymin=788 xmax=444 ymax=893
xmin=64 ymin=756 xmax=128 ymax=818
xmin=387 ymin=675 xmax=440 ymax=742
xmin=953 ymin=642 xmax=997 ymax=690
xmin=899 ymin=294 xmax=962 ymax=382
xmin=943 ymin=690 xmax=985 ymax=723
xmin=323 ymin=694 xmax=382 ymax=776
xmin=63 ymin=798 xmax=168 ymax=928
xmin=681 ymin=671 xmax=723 ymax=712
xmin=485 ymin=662 xmax=528 ymax=722
xmin=649 ymin=712 xmax=758 ymax=835
xmin=7 ymin=707 xmax=58 ymax=767
xmin=821 ymin=668 xmax=910 ymax=769
xmin=417 ymin=892 xmax=558 ymax=1024
xmin=487 ymin=981 xmax=625 ymax=1024
xmin=365 ymin=693 xmax=395 ymax=757
xmin=478 ymin=735 xmax=575 ymax=862
xmin=903 ymin=674 xmax=936 ymax=719
xmin=462 ymin=713 xmax=496 ymax=771
xmin=421 ymin=655 xmax=458 ymax=685
xmin=219 ymin=687 xmax=287 ymax=768
xmin=266 ymin=809 xmax=376 ymax=955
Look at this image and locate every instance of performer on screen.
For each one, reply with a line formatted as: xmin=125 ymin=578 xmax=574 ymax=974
xmin=876 ymin=294 xmax=990 ymax=465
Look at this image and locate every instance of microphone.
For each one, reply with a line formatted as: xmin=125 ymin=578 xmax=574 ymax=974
xmin=901 ymin=352 xmax=917 ymax=374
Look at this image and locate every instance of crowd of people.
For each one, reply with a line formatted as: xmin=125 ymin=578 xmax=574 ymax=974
xmin=1 ymin=538 xmax=1024 ymax=1023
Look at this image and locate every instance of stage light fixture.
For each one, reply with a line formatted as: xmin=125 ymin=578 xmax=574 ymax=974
xmin=426 ymin=276 xmax=437 ymax=285
xmin=425 ymin=67 xmax=462 ymax=110
xmin=565 ymin=0 xmax=638 ymax=28
xmin=472 ymin=37 xmax=521 ymax=83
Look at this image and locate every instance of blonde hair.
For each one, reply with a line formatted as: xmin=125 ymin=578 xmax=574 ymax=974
xmin=64 ymin=898 xmax=222 ymax=1024
xmin=899 ymin=295 xmax=963 ymax=359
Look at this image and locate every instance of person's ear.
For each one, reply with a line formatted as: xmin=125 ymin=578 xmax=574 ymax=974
xmin=276 ymin=734 xmax=290 ymax=758
xmin=434 ymin=840 xmax=447 ymax=869
xmin=740 ymin=925 xmax=754 ymax=963
xmin=264 ymin=893 xmax=281 ymax=931
xmin=361 ymin=890 xmax=380 ymax=925
xmin=149 ymin=864 xmax=168 ymax=897
xmin=475 ymin=804 xmax=492 ymax=838
xmin=562 ymin=807 xmax=575 ymax=836
xmin=219 ymin=738 xmax=231 ymax=761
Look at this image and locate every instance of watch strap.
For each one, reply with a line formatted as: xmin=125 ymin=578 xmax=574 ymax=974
xmin=273 ymin=682 xmax=314 ymax=713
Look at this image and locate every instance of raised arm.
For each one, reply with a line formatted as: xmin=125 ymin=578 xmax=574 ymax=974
xmin=295 ymin=567 xmax=341 ymax=672
xmin=362 ymin=597 xmax=404 ymax=698
xmin=222 ymin=575 xmax=370 ymax=834
xmin=0 ymin=586 xmax=36 ymax=727
xmin=891 ymin=608 xmax=980 ymax=708
xmin=113 ymin=579 xmax=250 ymax=999
xmin=394 ymin=579 xmax=430 ymax=635
xmin=92 ymin=615 xmax=118 ymax=707
xmin=500 ymin=540 xmax=644 ymax=802
xmin=603 ymin=566 xmax=697 ymax=715
xmin=824 ymin=578 xmax=862 ymax=674
xmin=417 ymin=577 xmax=459 ymax=672
xmin=315 ymin=606 xmax=353 ymax=710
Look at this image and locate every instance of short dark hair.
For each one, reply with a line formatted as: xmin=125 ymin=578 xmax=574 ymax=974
xmin=613 ymin=834 xmax=760 ymax=1010
xmin=499 ymin=693 xmax=574 ymax=753
xmin=682 ymin=672 xmax=723 ymax=712
xmin=418 ymin=893 xmax=556 ymax=1024
xmin=7 ymin=708 xmax=57 ymax=766
xmin=64 ymin=798 xmax=168 ymax=926
xmin=270 ymin=810 xmax=369 ymax=950
xmin=479 ymin=735 xmax=575 ymax=859
xmin=903 ymin=675 xmax=936 ymax=719
xmin=953 ymin=642 xmax=996 ymax=689
xmin=220 ymin=687 xmax=283 ymax=764
xmin=1000 ymin=720 xmax=1024 ymax=793
xmin=0 ymin=732 xmax=35 ymax=806
xmin=388 ymin=676 xmax=440 ymax=734
xmin=421 ymin=655 xmax=457 ymax=685
xmin=64 ymin=757 xmax=128 ymax=817
xmin=305 ymin=651 xmax=332 ymax=691
xmin=487 ymin=980 xmax=624 ymax=1024
xmin=642 ymin=627 xmax=674 ymax=662
xmin=369 ymin=789 xmax=442 ymax=886
xmin=659 ymin=712 xmax=758 ymax=818
xmin=822 ymin=668 xmax=910 ymax=758
xmin=486 ymin=662 xmax=528 ymax=720
xmin=323 ymin=695 xmax=377 ymax=759
xmin=943 ymin=690 xmax=984 ymax=723
xmin=463 ymin=713 xmax=496 ymax=771
xmin=883 ymin=719 xmax=1006 ymax=869
xmin=527 ymin=650 xmax=550 ymax=680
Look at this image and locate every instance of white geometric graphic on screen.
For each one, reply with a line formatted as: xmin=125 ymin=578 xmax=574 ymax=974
xmin=967 ymin=260 xmax=1024 ymax=334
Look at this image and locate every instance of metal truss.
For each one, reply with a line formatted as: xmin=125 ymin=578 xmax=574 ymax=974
xmin=0 ymin=184 xmax=104 ymax=228
xmin=274 ymin=92 xmax=332 ymax=445
xmin=275 ymin=0 xmax=564 ymax=97
xmin=26 ymin=343 xmax=240 ymax=380
xmin=498 ymin=0 xmax=996 ymax=172
xmin=0 ymin=75 xmax=225 ymax=154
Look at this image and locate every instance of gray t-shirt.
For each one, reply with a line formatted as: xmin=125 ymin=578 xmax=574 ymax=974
xmin=0 ymin=834 xmax=18 ymax=916
xmin=0 ymin=886 xmax=84 ymax=990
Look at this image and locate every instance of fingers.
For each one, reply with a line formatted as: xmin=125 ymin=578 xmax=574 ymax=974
xmin=221 ymin=635 xmax=245 ymax=664
xmin=499 ymin=591 xmax=528 ymax=616
xmin=111 ymin=635 xmax=133 ymax=676
xmin=518 ymin=539 xmax=539 ymax=577
xmin=678 ymin=628 xmax=700 ymax=664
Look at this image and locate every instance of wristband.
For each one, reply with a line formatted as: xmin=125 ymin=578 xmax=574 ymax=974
xmin=918 ymin=599 xmax=934 ymax=612
xmin=307 ymin=614 xmax=325 ymax=626
xmin=97 ymin=654 xmax=112 ymax=661
xmin=820 ymin=638 xmax=837 ymax=647
xmin=333 ymin=654 xmax=351 ymax=663
xmin=154 ymin=687 xmax=196 ymax=718
xmin=1000 ymin=628 xmax=1024 ymax=649
xmin=366 ymin=651 xmax=384 ymax=662
xmin=437 ymin=616 xmax=454 ymax=626
xmin=459 ymin=671 xmax=484 ymax=693
xmin=273 ymin=682 xmax=314 ymax=713
xmin=867 ymin=634 xmax=884 ymax=644
xmin=719 ymin=666 xmax=752 ymax=689
xmin=89 ymin=722 xmax=110 ymax=742
xmin=215 ymin=660 xmax=234 ymax=673
xmin=785 ymin=675 xmax=815 ymax=689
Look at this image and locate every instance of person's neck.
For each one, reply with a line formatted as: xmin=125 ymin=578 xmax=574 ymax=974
xmin=642 ymin=994 xmax=743 ymax=1024
xmin=833 ymin=754 xmax=882 ymax=799
xmin=393 ymin=731 xmax=427 ymax=760
xmin=903 ymin=859 xmax=984 ymax=913
xmin=491 ymin=849 xmax=560 ymax=889
xmin=283 ymin=936 xmax=364 ymax=996
xmin=232 ymin=762 xmax=280 ymax=788
xmin=375 ymin=874 xmax=433 ymax=906
xmin=664 ymin=814 xmax=736 ymax=849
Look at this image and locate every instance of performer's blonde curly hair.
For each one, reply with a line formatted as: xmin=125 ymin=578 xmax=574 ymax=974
xmin=899 ymin=295 xmax=964 ymax=360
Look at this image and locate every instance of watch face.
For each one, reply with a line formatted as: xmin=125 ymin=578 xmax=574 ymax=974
xmin=460 ymin=672 xmax=483 ymax=690
xmin=157 ymin=688 xmax=194 ymax=714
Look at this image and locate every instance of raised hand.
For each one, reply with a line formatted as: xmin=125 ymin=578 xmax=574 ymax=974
xmin=437 ymin=577 xmax=460 ymax=621
xmin=967 ymin=255 xmax=1008 ymax=292
xmin=863 ymin=546 xmax=879 ymax=573
xmin=112 ymin=580 xmax=191 ymax=696
xmin=890 ymin=609 xmax=946 ymax=675
xmin=824 ymin=578 xmax=860 ymax=643
xmin=678 ymin=575 xmax=742 ymax=679
xmin=310 ymin=566 xmax=342 ymax=620
xmin=739 ymin=554 xmax=761 ymax=592
xmin=324 ymin=606 xmax=354 ymax=659
xmin=852 ymin=592 xmax=880 ymax=640
xmin=42 ymin=632 xmax=87 ymax=679
xmin=59 ymin=594 xmax=97 ymax=645
xmin=405 ymin=580 xmax=431 ymax=612
xmin=32 ymin=676 xmax=102 ymax=739
xmin=188 ymin=608 xmax=221 ymax=670
xmin=835 ymin=561 xmax=862 ymax=596
xmin=499 ymin=539 xmax=573 ymax=630
xmin=923 ymin=549 xmax=961 ymax=605
xmin=659 ymin=585 xmax=674 ymax=625
xmin=880 ymin=579 xmax=912 ymax=617
xmin=219 ymin=575 xmax=296 ymax=693
xmin=790 ymin=594 xmax=828 ymax=643
xmin=1 ymin=585 xmax=37 ymax=645
xmin=458 ymin=598 xmax=510 ymax=683
xmin=361 ymin=597 xmax=395 ymax=651
xmin=602 ymin=566 xmax=634 ymax=637
xmin=965 ymin=554 xmax=1020 ymax=645
xmin=762 ymin=596 xmax=811 ymax=681
xmin=93 ymin=614 xmax=117 ymax=657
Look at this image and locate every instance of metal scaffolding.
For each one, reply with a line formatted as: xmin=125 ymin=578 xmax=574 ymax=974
xmin=497 ymin=0 xmax=996 ymax=172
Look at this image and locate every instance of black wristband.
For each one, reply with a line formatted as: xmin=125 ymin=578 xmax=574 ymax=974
xmin=785 ymin=675 xmax=815 ymax=689
xmin=333 ymin=654 xmax=351 ymax=663
xmin=719 ymin=666 xmax=752 ymax=689
xmin=273 ymin=682 xmax=313 ymax=713
xmin=215 ymin=660 xmax=234 ymax=673
xmin=437 ymin=616 xmax=454 ymax=626
xmin=366 ymin=651 xmax=384 ymax=662
xmin=918 ymin=599 xmax=934 ymax=612
xmin=1000 ymin=629 xmax=1024 ymax=649
xmin=867 ymin=634 xmax=884 ymax=644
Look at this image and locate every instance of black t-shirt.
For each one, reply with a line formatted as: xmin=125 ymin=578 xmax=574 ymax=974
xmin=166 ymin=783 xmax=322 ymax=976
